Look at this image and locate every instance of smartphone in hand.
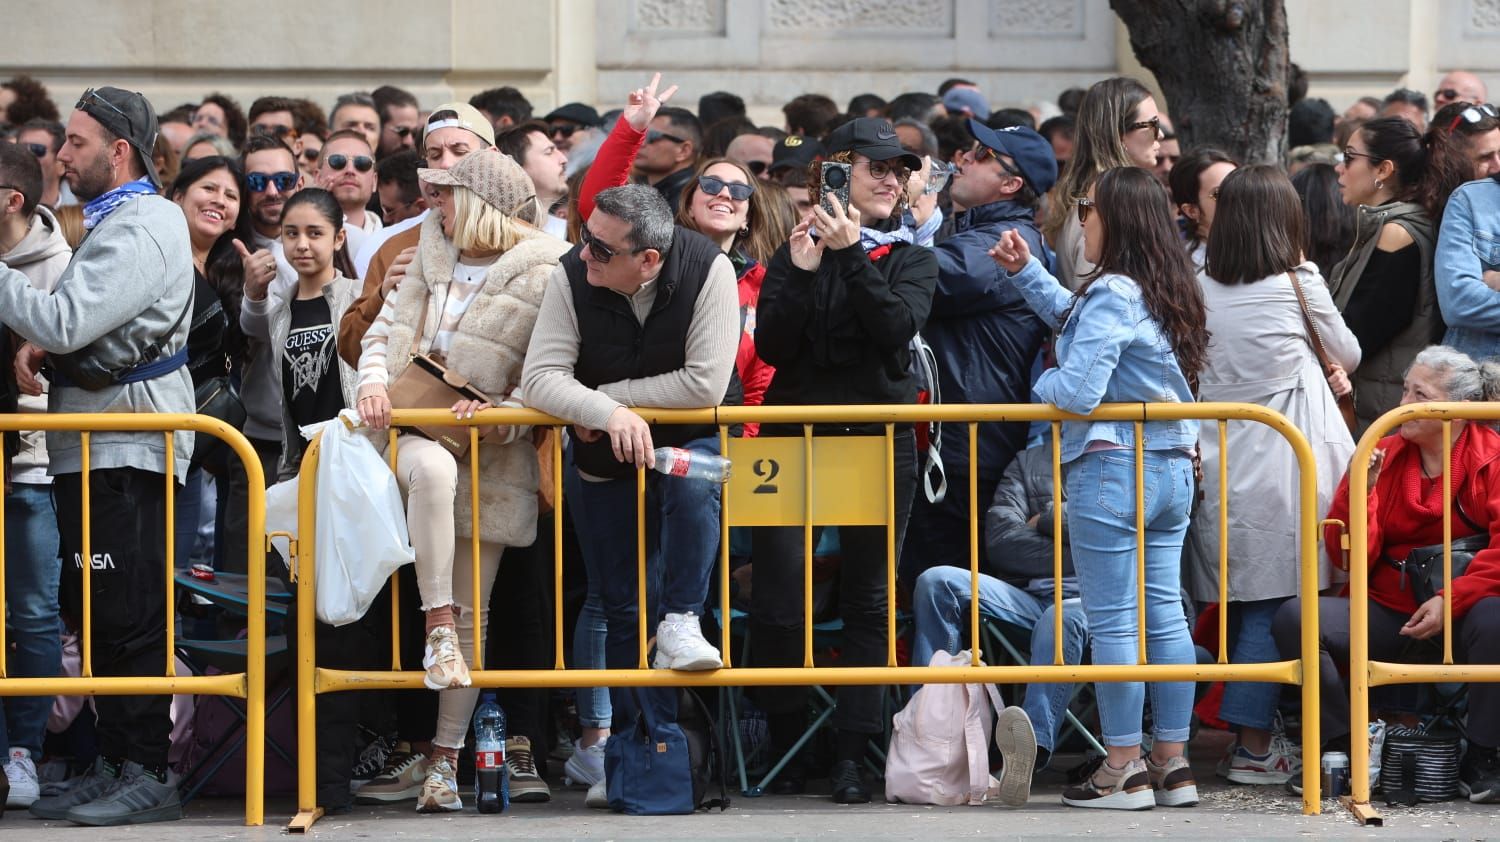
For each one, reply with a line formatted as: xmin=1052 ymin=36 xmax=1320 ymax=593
xmin=820 ymin=161 xmax=852 ymax=217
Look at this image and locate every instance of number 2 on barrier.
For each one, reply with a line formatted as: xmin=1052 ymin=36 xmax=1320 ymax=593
xmin=725 ymin=437 xmax=886 ymax=527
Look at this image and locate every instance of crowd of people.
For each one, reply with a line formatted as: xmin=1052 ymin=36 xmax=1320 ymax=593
xmin=1 ymin=63 xmax=1500 ymax=826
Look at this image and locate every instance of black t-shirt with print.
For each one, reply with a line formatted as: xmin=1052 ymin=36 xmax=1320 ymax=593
xmin=282 ymin=296 xmax=343 ymax=431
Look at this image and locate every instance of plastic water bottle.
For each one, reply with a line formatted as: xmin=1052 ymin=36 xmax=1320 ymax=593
xmin=473 ymin=694 xmax=508 ymax=814
xmin=652 ymin=447 xmax=732 ymax=482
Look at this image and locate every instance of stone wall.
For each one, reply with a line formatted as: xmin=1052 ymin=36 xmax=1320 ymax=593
xmin=0 ymin=0 xmax=1494 ymax=128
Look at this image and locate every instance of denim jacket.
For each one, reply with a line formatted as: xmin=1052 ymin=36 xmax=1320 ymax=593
xmin=1007 ymin=257 xmax=1198 ymax=463
xmin=1436 ymin=177 xmax=1500 ymax=360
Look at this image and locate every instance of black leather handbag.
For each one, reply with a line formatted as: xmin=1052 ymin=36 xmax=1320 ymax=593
xmin=1391 ymin=495 xmax=1489 ymax=605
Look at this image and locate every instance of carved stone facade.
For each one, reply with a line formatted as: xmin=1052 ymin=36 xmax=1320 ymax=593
xmin=0 ymin=0 xmax=1491 ymax=130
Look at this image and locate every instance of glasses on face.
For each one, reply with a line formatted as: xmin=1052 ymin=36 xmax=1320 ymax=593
xmin=857 ymin=159 xmax=907 ymax=181
xmin=1076 ymin=196 xmax=1096 ymax=224
xmin=1342 ymin=147 xmax=1382 ymax=168
xmin=1126 ymin=115 xmax=1164 ymax=140
xmin=645 ymin=130 xmax=687 ymax=145
xmin=387 ymin=125 xmax=417 ymax=140
xmin=579 ymin=225 xmax=644 ymax=264
xmin=301 ymin=147 xmax=321 ymax=163
xmin=550 ymin=123 xmax=584 ymax=139
xmin=252 ymin=123 xmax=297 ymax=141
xmin=325 ymin=153 xmax=374 ymax=173
xmin=1209 ymin=186 xmax=1221 ymax=201
xmin=77 ymin=88 xmax=136 ymax=133
xmin=23 ymin=142 xmax=48 ymax=159
xmin=1436 ymin=88 xmax=1462 ymax=102
xmin=246 ymin=171 xmax=298 ymax=193
xmin=697 ymin=174 xmax=755 ymax=201
xmin=746 ymin=160 xmax=768 ymax=176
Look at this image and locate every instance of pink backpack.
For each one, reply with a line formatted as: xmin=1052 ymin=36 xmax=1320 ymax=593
xmin=886 ymin=650 xmax=1017 ymax=806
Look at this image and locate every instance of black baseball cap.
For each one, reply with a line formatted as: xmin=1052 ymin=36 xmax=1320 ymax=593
xmin=966 ymin=118 xmax=1058 ymax=196
xmin=76 ymin=86 xmax=161 ymax=188
xmin=769 ymin=134 xmax=825 ymax=175
xmin=543 ymin=103 xmax=601 ymax=127
xmin=825 ymin=117 xmax=922 ymax=171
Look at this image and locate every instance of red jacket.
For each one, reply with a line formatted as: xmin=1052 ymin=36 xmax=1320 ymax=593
xmin=1325 ymin=422 xmax=1500 ymax=619
xmin=736 ymin=261 xmax=773 ymax=436
xmin=578 ymin=119 xmax=644 ymax=223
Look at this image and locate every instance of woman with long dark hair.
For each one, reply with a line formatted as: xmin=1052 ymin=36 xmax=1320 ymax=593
xmin=1042 ymin=77 xmax=1162 ymax=288
xmin=991 ymin=166 xmax=1209 ymax=811
xmin=1194 ymin=165 xmax=1360 ymax=784
xmin=1331 ymin=116 xmax=1470 ymax=429
xmin=1167 ymin=148 xmax=1237 ymax=269
xmin=1291 ymin=163 xmax=1355 ymax=280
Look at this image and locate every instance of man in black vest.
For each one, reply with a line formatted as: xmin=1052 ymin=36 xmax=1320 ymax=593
xmin=522 ymin=183 xmax=739 ymax=759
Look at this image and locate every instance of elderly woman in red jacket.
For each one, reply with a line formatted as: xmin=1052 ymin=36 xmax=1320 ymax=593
xmin=1271 ymin=345 xmax=1500 ymax=803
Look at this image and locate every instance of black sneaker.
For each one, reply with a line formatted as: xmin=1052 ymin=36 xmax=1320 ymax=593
xmin=350 ymin=731 xmax=395 ymax=790
xmin=65 ymin=762 xmax=182 ymax=827
xmin=30 ymin=756 xmax=123 ymax=820
xmin=1460 ymin=743 xmax=1500 ymax=804
xmin=830 ymin=760 xmax=870 ymax=804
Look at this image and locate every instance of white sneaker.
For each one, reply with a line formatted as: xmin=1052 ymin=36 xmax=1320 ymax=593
xmin=564 ymin=739 xmax=606 ymax=787
xmin=585 ymin=776 xmax=609 ymax=809
xmin=652 ymin=612 xmax=723 ymax=670
xmin=5 ymin=747 xmax=40 ymax=808
xmin=416 ymin=756 xmax=463 ymax=813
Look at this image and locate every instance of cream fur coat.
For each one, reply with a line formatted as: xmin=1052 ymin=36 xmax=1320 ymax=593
xmin=384 ymin=213 xmax=568 ymax=545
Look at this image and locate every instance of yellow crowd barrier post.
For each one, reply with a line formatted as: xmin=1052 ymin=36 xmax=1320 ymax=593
xmin=553 ymin=427 xmax=567 ymax=671
xmin=289 ymin=433 xmax=323 ymax=833
xmin=968 ymin=422 xmax=980 ymax=667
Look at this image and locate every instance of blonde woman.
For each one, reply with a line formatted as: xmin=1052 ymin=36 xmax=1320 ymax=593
xmin=355 ymin=148 xmax=568 ymax=812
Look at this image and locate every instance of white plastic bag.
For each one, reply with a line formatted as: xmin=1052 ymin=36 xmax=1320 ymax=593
xmin=303 ymin=410 xmax=416 ymax=626
xmin=264 ymin=475 xmax=299 ymax=568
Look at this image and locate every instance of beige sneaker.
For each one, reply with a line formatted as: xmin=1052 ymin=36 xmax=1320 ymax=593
xmin=423 ymin=626 xmax=471 ymax=690
xmin=354 ymin=741 xmax=428 ymax=803
xmin=416 ymin=757 xmax=462 ymax=813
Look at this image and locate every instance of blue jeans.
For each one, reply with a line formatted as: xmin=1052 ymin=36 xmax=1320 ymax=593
xmin=569 ymin=437 xmax=721 ymax=730
xmin=1217 ymin=597 xmax=1290 ymax=732
xmin=911 ymin=566 xmax=1088 ymax=753
xmin=1064 ymin=450 xmax=1195 ymax=747
xmin=565 ymin=456 xmax=613 ymax=731
xmin=2 ymin=483 xmax=62 ymax=755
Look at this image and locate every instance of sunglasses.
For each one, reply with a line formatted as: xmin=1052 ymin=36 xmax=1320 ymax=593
xmin=325 ymin=153 xmax=374 ymax=173
xmin=550 ymin=123 xmax=585 ymax=139
xmin=1435 ymin=88 xmax=1462 ymax=101
xmin=246 ymin=171 xmax=299 ymax=193
xmin=77 ymin=87 xmax=136 ymax=134
xmin=1342 ymin=147 xmax=1383 ymax=167
xmin=973 ymin=143 xmax=1025 ymax=178
xmin=580 ymin=225 xmax=645 ymax=264
xmin=301 ymin=147 xmax=321 ymax=162
xmin=1126 ymin=115 xmax=1164 ymax=140
xmin=698 ymin=174 xmax=755 ymax=201
xmin=387 ymin=125 xmax=417 ymax=140
xmin=1076 ymin=196 xmax=1096 ymax=224
xmin=645 ymin=130 xmax=687 ymax=145
xmin=252 ymin=123 xmax=297 ymax=140
xmin=24 ymin=142 xmax=48 ymax=159
xmin=746 ymin=160 xmax=768 ymax=176
xmin=1449 ymin=103 xmax=1499 ymax=132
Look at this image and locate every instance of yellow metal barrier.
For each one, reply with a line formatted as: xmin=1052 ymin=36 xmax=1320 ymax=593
xmin=0 ymin=413 xmax=267 ymax=827
xmin=1346 ymin=402 xmax=1500 ymax=826
xmin=286 ymin=402 xmax=1324 ymax=830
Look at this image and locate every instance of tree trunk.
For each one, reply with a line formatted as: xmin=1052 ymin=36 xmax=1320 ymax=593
xmin=1111 ymin=0 xmax=1289 ymax=165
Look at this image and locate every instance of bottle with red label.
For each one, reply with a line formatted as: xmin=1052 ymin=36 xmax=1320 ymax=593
xmin=651 ymin=447 xmax=732 ymax=483
xmin=473 ymin=693 xmax=508 ymax=813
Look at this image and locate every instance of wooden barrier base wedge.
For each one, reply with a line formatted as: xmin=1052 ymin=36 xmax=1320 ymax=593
xmin=287 ymin=807 xmax=323 ymax=833
xmin=1340 ymin=796 xmax=1383 ymax=826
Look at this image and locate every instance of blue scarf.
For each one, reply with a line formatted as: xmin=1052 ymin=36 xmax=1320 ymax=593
xmin=858 ymin=208 xmax=944 ymax=252
xmin=82 ymin=177 xmax=157 ymax=231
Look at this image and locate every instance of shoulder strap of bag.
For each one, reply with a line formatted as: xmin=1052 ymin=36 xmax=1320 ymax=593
xmin=410 ymin=292 xmax=430 ymax=356
xmin=1288 ymin=271 xmax=1337 ymax=375
xmin=680 ymin=688 xmax=731 ymax=811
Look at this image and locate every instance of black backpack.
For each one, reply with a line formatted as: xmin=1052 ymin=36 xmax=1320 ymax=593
xmin=677 ymin=688 xmax=731 ymax=811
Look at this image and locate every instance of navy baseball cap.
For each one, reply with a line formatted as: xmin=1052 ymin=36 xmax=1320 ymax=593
xmin=825 ymin=117 xmax=923 ymax=171
xmin=967 ymin=118 xmax=1057 ymax=195
xmin=769 ymin=134 xmax=825 ymax=175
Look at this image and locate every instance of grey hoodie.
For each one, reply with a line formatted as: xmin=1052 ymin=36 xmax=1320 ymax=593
xmin=2 ymin=206 xmax=72 ymax=482
xmin=0 ymin=192 xmax=195 ymax=481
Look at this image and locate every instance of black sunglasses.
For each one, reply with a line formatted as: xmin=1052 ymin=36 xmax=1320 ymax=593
xmin=252 ymin=123 xmax=297 ymax=140
xmin=76 ymin=87 xmax=136 ymax=134
xmin=301 ymin=147 xmax=321 ymax=162
xmin=646 ymin=130 xmax=687 ymax=145
xmin=698 ymin=174 xmax=755 ymax=201
xmin=580 ymin=225 xmax=644 ymax=264
xmin=1076 ymin=196 xmax=1095 ymax=224
xmin=246 ymin=171 xmax=298 ymax=193
xmin=387 ymin=125 xmax=417 ymax=139
xmin=1436 ymin=88 xmax=1462 ymax=101
xmin=746 ymin=160 xmax=768 ymax=176
xmin=23 ymin=142 xmax=48 ymax=159
xmin=325 ymin=153 xmax=374 ymax=173
xmin=550 ymin=123 xmax=585 ymax=139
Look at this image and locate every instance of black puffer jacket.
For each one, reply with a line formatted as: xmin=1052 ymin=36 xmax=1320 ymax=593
xmin=984 ymin=444 xmax=1074 ymax=587
xmin=754 ymin=239 xmax=936 ymax=435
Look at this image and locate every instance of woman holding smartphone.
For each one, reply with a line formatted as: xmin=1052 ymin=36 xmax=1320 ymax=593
xmin=990 ymin=166 xmax=1209 ymax=811
xmin=750 ymin=117 xmax=936 ymax=804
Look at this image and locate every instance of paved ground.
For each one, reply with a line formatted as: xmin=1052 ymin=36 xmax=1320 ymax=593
xmin=8 ymin=732 xmax=1497 ymax=841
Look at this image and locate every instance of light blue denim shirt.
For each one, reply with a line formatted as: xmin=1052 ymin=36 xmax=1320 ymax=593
xmin=1007 ymin=256 xmax=1199 ymax=463
xmin=1436 ymin=177 xmax=1500 ymax=360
